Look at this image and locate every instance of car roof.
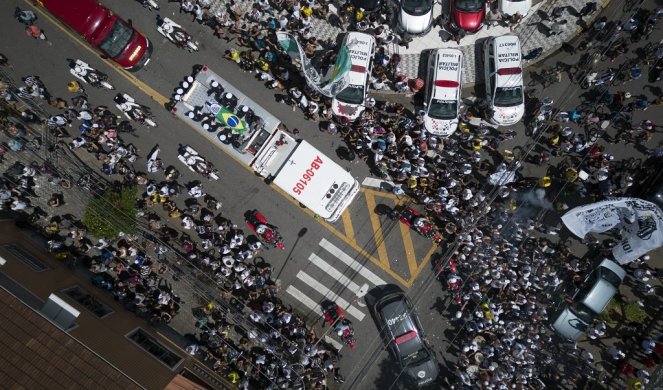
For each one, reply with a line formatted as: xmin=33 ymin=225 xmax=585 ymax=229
xmin=376 ymin=293 xmax=423 ymax=356
xmin=431 ymin=49 xmax=463 ymax=101
xmin=342 ymin=33 xmax=375 ymax=85
xmin=580 ymin=259 xmax=625 ymax=314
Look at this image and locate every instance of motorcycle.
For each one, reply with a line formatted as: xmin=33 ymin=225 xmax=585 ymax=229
xmin=433 ymin=258 xmax=462 ymax=291
xmin=581 ymin=69 xmax=616 ymax=89
xmin=66 ymin=58 xmax=114 ymax=90
xmin=177 ymin=145 xmax=220 ymax=180
xmin=136 ymin=0 xmax=159 ymax=11
xmin=246 ymin=210 xmax=284 ymax=250
xmin=397 ymin=206 xmax=442 ymax=243
xmin=156 ymin=16 xmax=199 ymax=52
xmin=322 ymin=302 xmax=356 ymax=349
xmin=114 ymin=93 xmax=158 ymax=128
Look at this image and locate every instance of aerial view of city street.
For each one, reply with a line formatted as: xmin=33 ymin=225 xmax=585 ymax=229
xmin=1 ymin=0 xmax=663 ymax=388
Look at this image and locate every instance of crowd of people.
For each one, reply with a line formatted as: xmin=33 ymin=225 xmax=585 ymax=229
xmin=176 ymin=0 xmax=663 ymax=388
xmin=0 ymin=60 xmax=343 ymax=388
xmin=2 ymin=0 xmax=663 ymax=388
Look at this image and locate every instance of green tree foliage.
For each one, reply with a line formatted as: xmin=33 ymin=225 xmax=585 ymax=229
xmin=624 ymin=302 xmax=648 ymax=324
xmin=82 ymin=185 xmax=137 ymax=238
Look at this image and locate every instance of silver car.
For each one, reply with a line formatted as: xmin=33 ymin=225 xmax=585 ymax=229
xmin=551 ymin=259 xmax=626 ymax=341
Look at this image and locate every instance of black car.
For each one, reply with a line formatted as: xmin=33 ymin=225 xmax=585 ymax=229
xmin=351 ymin=0 xmax=383 ymax=13
xmin=374 ymin=292 xmax=439 ymax=387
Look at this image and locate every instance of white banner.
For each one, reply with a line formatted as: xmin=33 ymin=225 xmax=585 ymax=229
xmin=561 ymin=198 xmax=663 ymax=264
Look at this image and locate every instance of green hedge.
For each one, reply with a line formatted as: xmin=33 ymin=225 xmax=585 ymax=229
xmin=83 ymin=185 xmax=138 ymax=239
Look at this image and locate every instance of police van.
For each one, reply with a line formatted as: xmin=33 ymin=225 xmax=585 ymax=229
xmin=483 ymin=34 xmax=525 ymax=126
xmin=423 ymin=48 xmax=464 ymax=137
xmin=332 ymin=32 xmax=376 ymax=122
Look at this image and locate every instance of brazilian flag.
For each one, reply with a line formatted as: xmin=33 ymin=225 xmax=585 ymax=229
xmin=215 ymin=107 xmax=247 ymax=134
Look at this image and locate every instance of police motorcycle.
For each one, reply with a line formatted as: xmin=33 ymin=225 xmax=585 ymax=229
xmin=66 ymin=58 xmax=115 ymax=90
xmin=177 ymin=144 xmax=220 ymax=180
xmin=114 ymin=93 xmax=157 ymax=128
xmin=156 ymin=15 xmax=199 ymax=52
xmin=245 ymin=210 xmax=285 ymax=250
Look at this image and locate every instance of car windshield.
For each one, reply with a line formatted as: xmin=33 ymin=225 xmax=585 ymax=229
xmin=403 ymin=347 xmax=430 ymax=366
xmin=568 ymin=302 xmax=595 ymax=324
xmin=428 ymin=99 xmax=458 ymax=120
xmin=599 ymin=267 xmax=623 ymax=287
xmin=402 ymin=0 xmax=433 ymax=15
xmin=494 ymin=86 xmax=523 ymax=107
xmin=455 ymin=0 xmax=484 ymax=12
xmin=336 ymin=84 xmax=365 ymax=105
xmin=99 ymin=20 xmax=133 ymax=58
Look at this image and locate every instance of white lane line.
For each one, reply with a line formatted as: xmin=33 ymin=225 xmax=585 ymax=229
xmin=308 ymin=253 xmax=361 ymax=294
xmin=296 ymin=271 xmax=365 ymax=321
xmin=319 ymin=238 xmax=387 ymax=286
xmin=285 ymin=285 xmax=322 ymax=315
xmin=362 ymin=177 xmax=393 ymax=189
xmin=324 ymin=335 xmax=344 ymax=351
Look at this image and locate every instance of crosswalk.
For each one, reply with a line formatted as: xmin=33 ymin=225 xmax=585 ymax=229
xmin=284 ymin=239 xmax=387 ymax=327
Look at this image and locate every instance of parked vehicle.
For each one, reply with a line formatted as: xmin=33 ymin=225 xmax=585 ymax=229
xmin=498 ymin=0 xmax=531 ymax=17
xmin=551 ymin=259 xmax=626 ymax=341
xmin=399 ymin=0 xmax=435 ymax=35
xmin=38 ymin=0 xmax=152 ymax=70
xmin=450 ymin=0 xmax=486 ymax=33
xmin=423 ymin=48 xmax=463 ymax=136
xmin=484 ymin=34 xmax=525 ymax=126
xmin=332 ymin=32 xmax=376 ymax=122
xmin=374 ymin=292 xmax=439 ymax=387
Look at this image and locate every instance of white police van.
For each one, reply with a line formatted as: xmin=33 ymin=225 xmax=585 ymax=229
xmin=483 ymin=34 xmax=525 ymax=126
xmin=423 ymin=48 xmax=463 ymax=137
xmin=332 ymin=32 xmax=376 ymax=122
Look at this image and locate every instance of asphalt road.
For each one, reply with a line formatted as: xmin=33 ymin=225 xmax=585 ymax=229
xmin=1 ymin=0 xmax=662 ymax=388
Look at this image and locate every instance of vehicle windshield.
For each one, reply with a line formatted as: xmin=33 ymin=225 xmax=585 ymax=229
xmin=403 ymin=348 xmax=430 ymax=366
xmin=99 ymin=20 xmax=133 ymax=58
xmin=494 ymin=86 xmax=523 ymax=107
xmin=568 ymin=302 xmax=595 ymax=324
xmin=599 ymin=267 xmax=623 ymax=287
xmin=455 ymin=0 xmax=484 ymax=12
xmin=335 ymin=84 xmax=365 ymax=105
xmin=402 ymin=0 xmax=433 ymax=15
xmin=428 ymin=99 xmax=458 ymax=120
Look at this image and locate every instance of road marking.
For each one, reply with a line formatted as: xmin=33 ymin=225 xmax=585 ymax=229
xmin=295 ymin=271 xmax=365 ymax=321
xmin=319 ymin=238 xmax=387 ymax=286
xmin=341 ymin=209 xmax=355 ymax=244
xmin=308 ymin=253 xmax=361 ymax=294
xmin=399 ymin=220 xmax=419 ymax=279
xmin=324 ymin=335 xmax=344 ymax=351
xmin=362 ymin=177 xmax=392 ymax=189
xmin=286 ymin=285 xmax=322 ymax=315
xmin=363 ymin=192 xmax=390 ymax=267
xmin=28 ymin=0 xmax=168 ymax=106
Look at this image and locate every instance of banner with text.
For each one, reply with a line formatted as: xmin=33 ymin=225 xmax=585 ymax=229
xmin=561 ymin=198 xmax=663 ymax=264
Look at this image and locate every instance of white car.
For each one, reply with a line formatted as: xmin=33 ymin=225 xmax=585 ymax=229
xmin=399 ymin=0 xmax=434 ymax=35
xmin=423 ymin=48 xmax=463 ymax=136
xmin=484 ymin=34 xmax=525 ymax=126
xmin=331 ymin=32 xmax=376 ymax=122
xmin=498 ymin=0 xmax=532 ymax=17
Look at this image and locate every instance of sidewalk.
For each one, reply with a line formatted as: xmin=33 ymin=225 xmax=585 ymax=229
xmin=207 ymin=0 xmax=607 ymax=83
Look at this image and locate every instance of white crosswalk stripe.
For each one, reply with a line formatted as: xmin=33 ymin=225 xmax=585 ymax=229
xmin=319 ymin=238 xmax=387 ymax=286
xmin=284 ymin=240 xmax=388 ymax=324
xmin=308 ymin=253 xmax=362 ymax=294
xmin=295 ymin=271 xmax=365 ymax=321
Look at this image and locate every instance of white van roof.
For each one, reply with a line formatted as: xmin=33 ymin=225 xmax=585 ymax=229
xmin=493 ymin=35 xmax=522 ymax=70
xmin=432 ymin=49 xmax=463 ymax=101
xmin=343 ymin=32 xmax=375 ymax=85
xmin=273 ymin=140 xmax=356 ymax=220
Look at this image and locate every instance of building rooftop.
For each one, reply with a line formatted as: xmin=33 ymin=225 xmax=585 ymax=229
xmin=0 ymin=287 xmax=144 ymax=390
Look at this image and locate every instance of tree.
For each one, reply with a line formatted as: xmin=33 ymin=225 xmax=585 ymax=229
xmin=83 ymin=185 xmax=137 ymax=238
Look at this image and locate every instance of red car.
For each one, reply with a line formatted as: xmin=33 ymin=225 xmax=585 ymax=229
xmin=39 ymin=0 xmax=152 ymax=70
xmin=450 ymin=0 xmax=487 ymax=33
